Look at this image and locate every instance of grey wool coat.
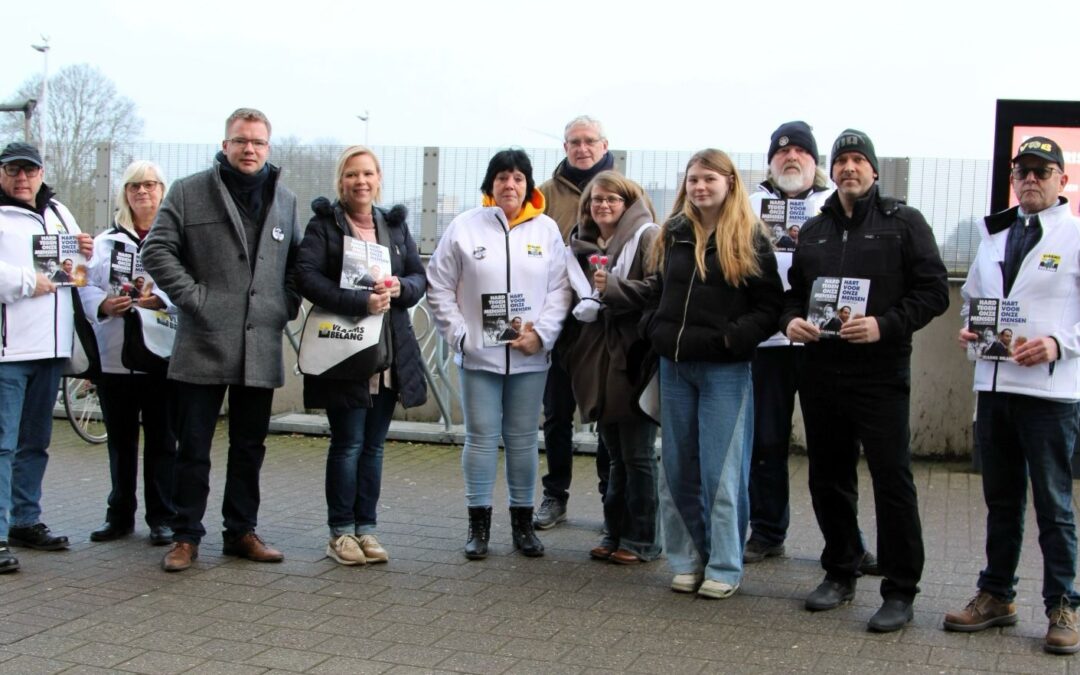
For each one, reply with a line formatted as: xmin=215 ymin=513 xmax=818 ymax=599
xmin=141 ymin=161 xmax=302 ymax=388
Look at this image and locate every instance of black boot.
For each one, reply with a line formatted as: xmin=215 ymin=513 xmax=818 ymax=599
xmin=510 ymin=507 xmax=544 ymax=557
xmin=465 ymin=506 xmax=492 ymax=560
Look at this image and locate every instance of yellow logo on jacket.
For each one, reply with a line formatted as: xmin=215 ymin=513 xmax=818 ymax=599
xmin=526 ymin=244 xmax=543 ymax=258
xmin=1039 ymin=254 xmax=1061 ymax=272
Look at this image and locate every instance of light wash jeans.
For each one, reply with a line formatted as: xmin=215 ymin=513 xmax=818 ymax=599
xmin=0 ymin=359 xmax=64 ymax=541
xmin=460 ymin=368 xmax=547 ymax=508
xmin=658 ymin=358 xmax=753 ymax=586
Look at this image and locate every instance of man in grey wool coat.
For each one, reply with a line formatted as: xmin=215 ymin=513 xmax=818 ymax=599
xmin=142 ymin=107 xmax=301 ymax=572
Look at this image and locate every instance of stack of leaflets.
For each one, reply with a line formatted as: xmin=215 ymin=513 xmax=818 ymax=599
xmin=808 ymin=276 xmax=870 ymax=338
xmin=341 ymin=236 xmax=391 ymax=291
xmin=758 ymin=198 xmax=812 ymax=252
xmin=109 ymin=248 xmax=158 ymax=299
xmin=967 ymin=298 xmax=1026 ymax=361
xmin=33 ymin=234 xmax=88 ymax=287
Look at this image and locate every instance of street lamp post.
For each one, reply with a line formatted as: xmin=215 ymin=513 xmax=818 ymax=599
xmin=31 ymin=37 xmax=50 ymax=164
xmin=357 ymin=110 xmax=369 ymax=146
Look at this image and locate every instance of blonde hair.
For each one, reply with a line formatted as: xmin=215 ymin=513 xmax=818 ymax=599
xmin=334 ymin=145 xmax=383 ymax=207
xmin=116 ymin=160 xmax=166 ymax=230
xmin=650 ymin=149 xmax=764 ymax=286
xmin=578 ymin=171 xmax=654 ymax=227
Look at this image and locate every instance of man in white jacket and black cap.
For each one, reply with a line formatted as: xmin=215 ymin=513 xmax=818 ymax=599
xmin=950 ymin=136 xmax=1080 ymax=655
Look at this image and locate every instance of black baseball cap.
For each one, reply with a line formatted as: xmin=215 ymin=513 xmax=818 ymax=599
xmin=0 ymin=142 xmax=43 ymax=167
xmin=1012 ymin=136 xmax=1064 ymax=169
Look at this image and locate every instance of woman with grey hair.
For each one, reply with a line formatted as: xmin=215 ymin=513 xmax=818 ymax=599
xmin=81 ymin=160 xmax=178 ymax=546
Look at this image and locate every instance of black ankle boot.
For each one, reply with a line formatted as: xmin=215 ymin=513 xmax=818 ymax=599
xmin=510 ymin=506 xmax=544 ymax=557
xmin=465 ymin=506 xmax=492 ymax=560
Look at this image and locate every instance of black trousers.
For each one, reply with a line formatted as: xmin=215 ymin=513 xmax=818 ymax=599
xmin=96 ymin=373 xmax=177 ymax=528
xmin=541 ymin=355 xmax=609 ymax=502
xmin=748 ymin=347 xmax=802 ymax=546
xmin=170 ymin=382 xmax=274 ymax=544
xmin=799 ymin=361 xmax=923 ymax=601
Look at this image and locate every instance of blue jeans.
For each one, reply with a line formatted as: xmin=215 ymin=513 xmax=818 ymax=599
xmin=658 ymin=358 xmax=753 ymax=585
xmin=976 ymin=391 xmax=1080 ymax=612
xmin=460 ymin=368 xmax=546 ymax=508
xmin=325 ymin=386 xmax=397 ymax=536
xmin=599 ymin=417 xmax=660 ymax=560
xmin=0 ymin=359 xmax=64 ymax=540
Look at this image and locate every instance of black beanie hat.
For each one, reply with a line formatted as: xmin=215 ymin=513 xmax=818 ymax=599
xmin=831 ymin=129 xmax=879 ymax=175
xmin=768 ymin=121 xmax=818 ymax=163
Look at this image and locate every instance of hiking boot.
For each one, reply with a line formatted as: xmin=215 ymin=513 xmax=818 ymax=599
xmin=326 ymin=535 xmax=366 ymax=566
xmin=8 ymin=523 xmax=68 ymax=551
xmin=533 ymin=496 xmax=567 ymax=530
xmin=1046 ymin=603 xmax=1080 ymax=655
xmin=357 ymin=534 xmax=388 ymax=563
xmin=743 ymin=539 xmax=784 ymax=563
xmin=943 ymin=591 xmax=1018 ymax=632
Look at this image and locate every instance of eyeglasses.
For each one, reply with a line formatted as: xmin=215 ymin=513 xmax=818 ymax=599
xmin=125 ymin=181 xmax=162 ymax=193
xmin=1 ymin=164 xmax=42 ymax=177
xmin=1011 ymin=166 xmax=1060 ymax=180
xmin=591 ymin=195 xmax=625 ymax=205
xmin=226 ymin=137 xmax=269 ymax=149
xmin=566 ymin=137 xmax=603 ymax=148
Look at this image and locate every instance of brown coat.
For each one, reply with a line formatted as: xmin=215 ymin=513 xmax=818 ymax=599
xmin=562 ymin=198 xmax=659 ymax=424
xmin=537 ymin=173 xmax=582 ymax=244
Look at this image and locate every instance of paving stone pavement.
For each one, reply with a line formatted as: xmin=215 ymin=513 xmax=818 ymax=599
xmin=2 ymin=423 xmax=1079 ymax=674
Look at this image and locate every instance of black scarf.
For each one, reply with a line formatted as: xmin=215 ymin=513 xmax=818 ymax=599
xmin=216 ymin=150 xmax=271 ymax=222
xmin=558 ymin=152 xmax=615 ymax=191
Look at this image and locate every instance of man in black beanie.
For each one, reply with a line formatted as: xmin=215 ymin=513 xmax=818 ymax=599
xmin=780 ymin=128 xmax=949 ymax=632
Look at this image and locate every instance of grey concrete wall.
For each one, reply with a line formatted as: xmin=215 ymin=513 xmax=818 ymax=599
xmin=273 ymin=281 xmax=977 ymax=459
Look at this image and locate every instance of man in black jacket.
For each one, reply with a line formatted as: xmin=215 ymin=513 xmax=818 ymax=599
xmin=781 ymin=129 xmax=949 ymax=632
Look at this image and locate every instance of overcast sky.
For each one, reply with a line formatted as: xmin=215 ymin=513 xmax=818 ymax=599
xmin=4 ymin=0 xmax=1078 ymax=159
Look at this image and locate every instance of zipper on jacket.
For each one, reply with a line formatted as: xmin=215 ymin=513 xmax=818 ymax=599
xmin=1 ymin=303 xmax=6 ymax=354
xmin=501 ymin=213 xmax=512 ymax=374
xmin=673 ymin=263 xmax=696 ymax=362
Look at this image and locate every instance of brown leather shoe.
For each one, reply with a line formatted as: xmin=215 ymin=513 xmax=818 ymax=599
xmin=589 ymin=544 xmax=613 ymax=561
xmin=609 ymin=549 xmax=643 ymax=565
xmin=161 ymin=542 xmax=198 ymax=572
xmin=222 ymin=532 xmax=283 ymax=562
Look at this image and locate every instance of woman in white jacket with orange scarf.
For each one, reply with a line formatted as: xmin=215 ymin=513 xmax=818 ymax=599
xmin=427 ymin=149 xmax=571 ymax=560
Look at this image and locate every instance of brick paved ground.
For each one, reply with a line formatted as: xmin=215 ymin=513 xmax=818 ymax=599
xmin=1 ymin=423 xmax=1078 ymax=674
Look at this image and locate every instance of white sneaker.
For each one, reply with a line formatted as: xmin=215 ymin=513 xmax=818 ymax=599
xmin=671 ymin=572 xmax=705 ymax=593
xmin=357 ymin=534 xmax=388 ymax=563
xmin=326 ymin=535 xmax=366 ymax=566
xmin=698 ymin=579 xmax=738 ymax=599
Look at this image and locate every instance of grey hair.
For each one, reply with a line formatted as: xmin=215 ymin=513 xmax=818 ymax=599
xmin=116 ymin=160 xmax=167 ymax=230
xmin=564 ymin=115 xmax=605 ymax=141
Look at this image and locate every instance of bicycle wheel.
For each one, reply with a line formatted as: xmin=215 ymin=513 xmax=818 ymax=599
xmin=62 ymin=377 xmax=108 ymax=444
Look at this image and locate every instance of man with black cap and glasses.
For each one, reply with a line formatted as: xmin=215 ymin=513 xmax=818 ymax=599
xmin=781 ymin=129 xmax=949 ymax=632
xmin=0 ymin=142 xmax=93 ymax=572
xmin=948 ymin=136 xmax=1080 ymax=654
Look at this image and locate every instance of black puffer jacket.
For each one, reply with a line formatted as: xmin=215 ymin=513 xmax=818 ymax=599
xmin=780 ymin=185 xmax=949 ymax=365
xmin=296 ymin=198 xmax=427 ymax=409
xmin=604 ymin=214 xmax=782 ymax=363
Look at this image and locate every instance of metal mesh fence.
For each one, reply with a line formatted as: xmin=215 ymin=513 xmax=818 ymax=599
xmin=74 ymin=143 xmax=992 ymax=275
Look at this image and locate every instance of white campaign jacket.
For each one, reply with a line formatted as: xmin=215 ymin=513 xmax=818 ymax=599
xmin=80 ymin=225 xmax=176 ymax=374
xmin=749 ymin=183 xmax=833 ymax=347
xmin=0 ymin=199 xmax=81 ymax=362
xmin=426 ymin=205 xmax=571 ymax=375
xmin=963 ymin=200 xmax=1080 ymax=402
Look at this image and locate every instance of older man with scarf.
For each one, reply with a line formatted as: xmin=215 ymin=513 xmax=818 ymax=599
xmin=533 ymin=115 xmax=617 ymax=531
